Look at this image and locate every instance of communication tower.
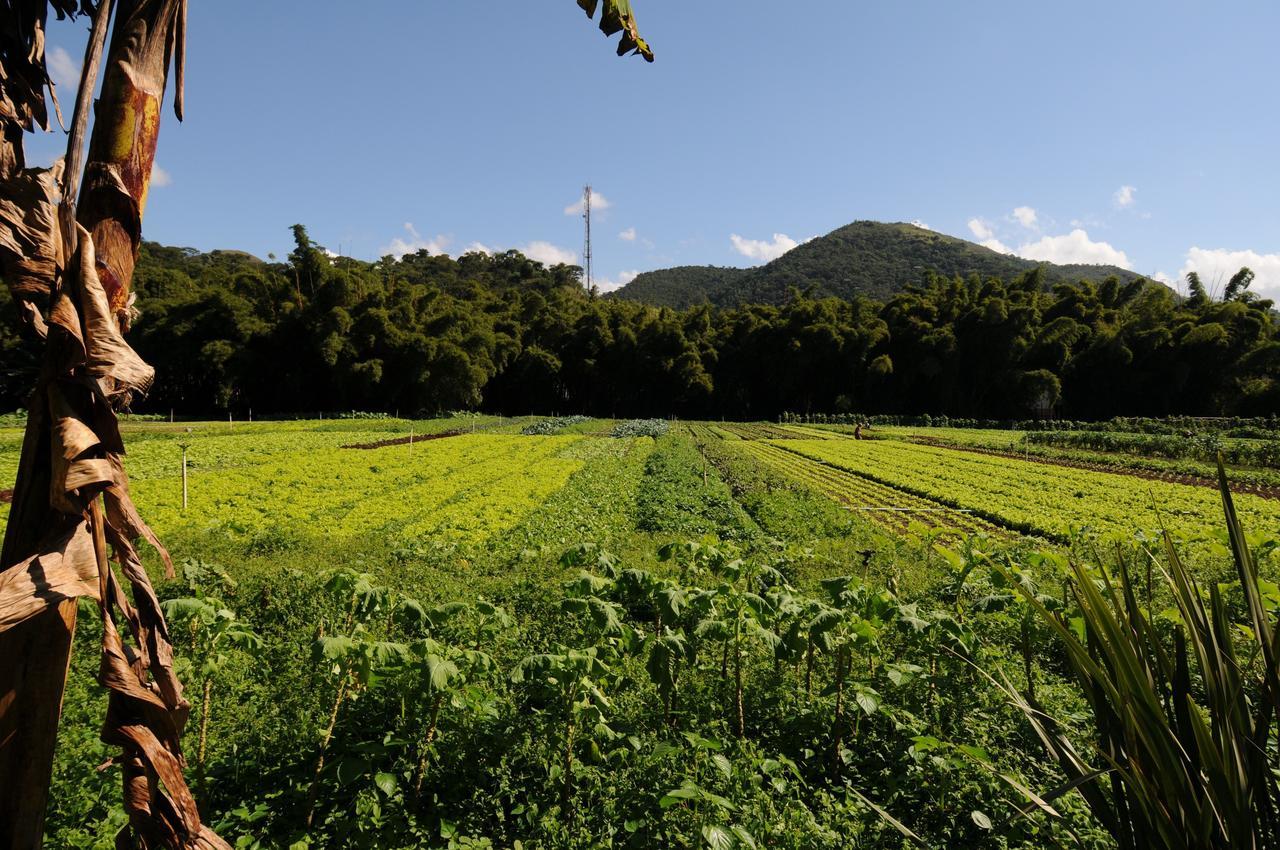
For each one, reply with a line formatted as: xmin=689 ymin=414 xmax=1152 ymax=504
xmin=582 ymin=184 xmax=594 ymax=293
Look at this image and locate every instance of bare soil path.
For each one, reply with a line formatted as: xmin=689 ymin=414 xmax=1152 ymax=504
xmin=342 ymin=431 xmax=462 ymax=450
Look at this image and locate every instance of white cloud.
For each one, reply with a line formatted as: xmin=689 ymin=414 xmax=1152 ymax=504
xmin=730 ymin=232 xmax=800 ymax=263
xmin=520 ymin=240 xmax=577 ymax=266
xmin=47 ymin=46 xmax=80 ymax=91
xmin=1153 ymin=271 xmax=1174 ymax=285
xmin=968 ymin=218 xmax=996 ymax=241
xmin=910 ymin=219 xmax=932 ymax=231
xmin=618 ymin=226 xmax=637 ymax=242
xmin=150 ymin=164 xmax=172 ymax=187
xmin=1178 ymin=246 xmax=1280 ymax=302
xmin=966 ymin=217 xmax=1014 ymax=253
xmin=380 ymin=228 xmax=577 ymax=267
xmin=384 ymin=223 xmax=451 ymax=258
xmin=1016 ymin=229 xmax=1130 ymax=267
xmin=1012 ymin=206 xmax=1038 ymax=229
xmin=564 ymin=189 xmax=611 ymax=216
xmin=1114 ymin=185 xmax=1137 ymax=209
xmin=596 ymin=269 xmax=640 ymax=293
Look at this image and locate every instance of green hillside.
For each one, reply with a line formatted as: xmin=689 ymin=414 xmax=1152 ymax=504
xmin=613 ymin=221 xmax=1146 ymax=307
xmin=609 ymin=265 xmax=748 ymax=308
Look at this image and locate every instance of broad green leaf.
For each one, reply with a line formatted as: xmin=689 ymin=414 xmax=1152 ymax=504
xmin=854 ymin=686 xmax=881 ymax=716
xmin=335 ymin=755 xmax=370 ymax=786
xmin=374 ymin=771 xmax=398 ymax=797
xmin=314 ymin=635 xmax=356 ymax=663
xmin=659 ymin=786 xmax=700 ymax=808
xmin=910 ymin=735 xmax=944 ymax=754
xmin=424 ymin=655 xmax=460 ymax=692
xmin=955 ymin=744 xmax=991 ymax=764
xmin=701 ymin=825 xmax=734 ymax=850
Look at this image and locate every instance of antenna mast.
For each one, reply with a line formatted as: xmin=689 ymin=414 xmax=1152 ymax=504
xmin=582 ymin=184 xmax=594 ymax=293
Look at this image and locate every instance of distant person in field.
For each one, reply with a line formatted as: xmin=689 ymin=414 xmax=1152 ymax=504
xmin=854 ymin=423 xmax=863 ymax=440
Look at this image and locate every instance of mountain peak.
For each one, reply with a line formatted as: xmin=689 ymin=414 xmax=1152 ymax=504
xmin=611 ymin=220 xmax=1143 ymax=308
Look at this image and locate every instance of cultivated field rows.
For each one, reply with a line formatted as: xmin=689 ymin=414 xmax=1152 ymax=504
xmin=4 ymin=418 xmax=1276 ymax=555
xmin=6 ymin=416 xmax=1279 ymax=848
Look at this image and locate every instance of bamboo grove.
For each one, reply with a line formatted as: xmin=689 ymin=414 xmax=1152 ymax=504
xmin=3 ymin=227 xmax=1270 ymax=421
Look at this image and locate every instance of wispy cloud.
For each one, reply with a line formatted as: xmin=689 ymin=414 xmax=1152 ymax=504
xmin=597 ymin=270 xmax=640 ymax=293
xmin=150 ymin=164 xmax=172 ymax=188
xmin=1113 ymin=185 xmax=1137 ymax=209
xmin=384 ymin=223 xmax=451 ymax=258
xmin=1017 ymin=229 xmax=1130 ymax=267
xmin=968 ymin=218 xmax=996 ymax=241
xmin=968 ymin=218 xmax=1012 ymax=253
xmin=910 ymin=220 xmax=932 ymax=231
xmin=730 ymin=232 xmax=800 ymax=263
xmin=401 ymin=235 xmax=578 ymax=267
xmin=1179 ymin=246 xmax=1280 ymax=301
xmin=564 ymin=189 xmax=611 ymax=216
xmin=47 ymin=46 xmax=80 ymax=91
xmin=618 ymin=226 xmax=637 ymax=242
xmin=1012 ymin=206 xmax=1038 ymax=229
xmin=520 ymin=240 xmax=577 ymax=266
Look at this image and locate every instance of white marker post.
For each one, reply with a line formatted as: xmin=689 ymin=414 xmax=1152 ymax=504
xmin=179 ymin=442 xmax=190 ymax=511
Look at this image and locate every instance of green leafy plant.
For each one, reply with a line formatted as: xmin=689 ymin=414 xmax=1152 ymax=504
xmin=658 ymin=733 xmax=758 ymax=849
xmin=693 ymin=557 xmax=784 ymax=738
xmin=394 ymin=597 xmax=509 ymax=805
xmin=161 ymin=596 xmax=262 ymax=805
xmin=1000 ymin=460 xmax=1280 ymax=849
xmin=512 ymin=647 xmax=616 ymax=828
xmin=303 ymin=572 xmax=406 ymax=829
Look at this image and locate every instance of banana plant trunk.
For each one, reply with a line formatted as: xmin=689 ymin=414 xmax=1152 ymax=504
xmin=0 ymin=2 xmax=212 ymax=848
xmin=79 ymin=0 xmax=185 ymax=331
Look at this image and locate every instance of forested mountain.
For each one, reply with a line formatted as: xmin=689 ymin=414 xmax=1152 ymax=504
xmin=0 ymin=226 xmax=1275 ymax=420
xmin=611 ymin=221 xmax=1145 ymax=307
xmin=611 ymin=265 xmax=749 ymax=309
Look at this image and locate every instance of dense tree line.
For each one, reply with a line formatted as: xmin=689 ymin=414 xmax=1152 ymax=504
xmin=1 ymin=225 xmax=1276 ymax=419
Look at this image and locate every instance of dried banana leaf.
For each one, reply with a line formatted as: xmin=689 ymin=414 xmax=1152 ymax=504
xmin=578 ymin=0 xmax=654 ymax=61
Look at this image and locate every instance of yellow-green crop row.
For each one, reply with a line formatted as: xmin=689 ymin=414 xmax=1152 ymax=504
xmin=869 ymin=425 xmax=1028 ymax=448
xmin=501 ymin=436 xmax=657 ymax=557
xmin=776 ymin=424 xmax=840 ymax=440
xmin=0 ymin=427 xmax=21 ymax=490
xmin=739 ymin=440 xmax=1000 ymax=539
xmin=131 ymin=434 xmax=584 ymax=546
xmin=2 ymin=423 xmax=589 ymax=548
xmin=778 ymin=438 xmax=1280 ymax=548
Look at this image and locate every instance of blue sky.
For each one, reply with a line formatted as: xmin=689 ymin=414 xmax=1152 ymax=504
xmin=29 ymin=1 xmax=1280 ymax=299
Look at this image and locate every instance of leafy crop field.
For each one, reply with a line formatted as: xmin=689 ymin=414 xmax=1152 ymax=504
xmin=4 ymin=418 xmax=1279 ymax=848
xmin=776 ymin=437 xmax=1279 ymax=546
xmin=736 ymin=440 xmax=1001 ymax=540
xmin=858 ymin=424 xmax=1280 ymax=492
